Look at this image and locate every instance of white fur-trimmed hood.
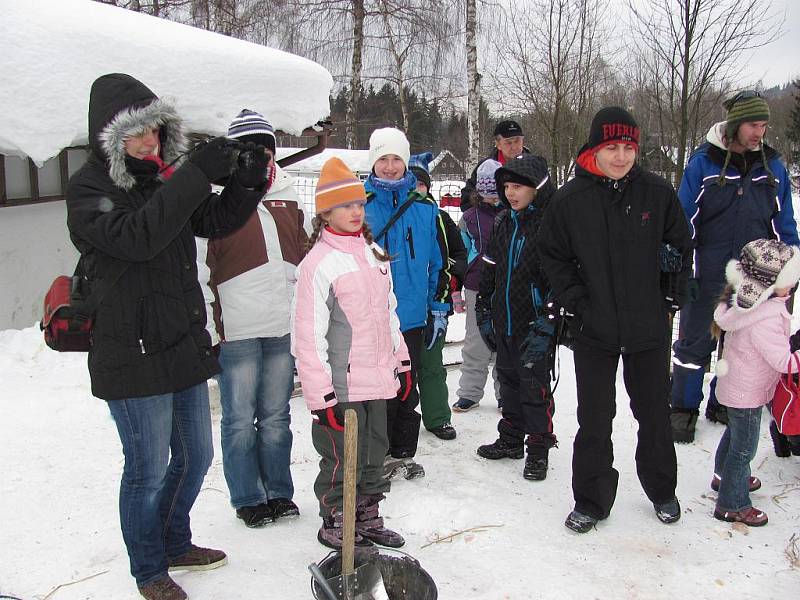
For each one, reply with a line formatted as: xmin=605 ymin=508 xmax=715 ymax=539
xmin=98 ymin=98 xmax=187 ymax=190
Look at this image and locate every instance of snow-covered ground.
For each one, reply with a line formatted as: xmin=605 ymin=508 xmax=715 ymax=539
xmin=1 ymin=324 xmax=798 ymax=600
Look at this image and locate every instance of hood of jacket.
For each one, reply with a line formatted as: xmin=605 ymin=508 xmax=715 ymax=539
xmin=495 ymin=156 xmax=556 ymax=211
xmin=714 ymin=295 xmax=790 ymax=332
xmin=88 ymin=73 xmax=186 ymax=190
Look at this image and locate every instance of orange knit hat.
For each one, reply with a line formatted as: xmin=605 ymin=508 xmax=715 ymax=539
xmin=315 ymin=157 xmax=366 ymax=213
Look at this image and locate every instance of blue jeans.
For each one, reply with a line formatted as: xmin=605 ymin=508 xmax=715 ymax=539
xmin=714 ymin=406 xmax=763 ymax=512
xmin=107 ymin=383 xmax=213 ymax=587
xmin=218 ymin=335 xmax=294 ymax=508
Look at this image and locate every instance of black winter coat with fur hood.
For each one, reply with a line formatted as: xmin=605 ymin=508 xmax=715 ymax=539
xmin=66 ymin=73 xmax=263 ymax=400
xmin=537 ymin=162 xmax=692 ymax=354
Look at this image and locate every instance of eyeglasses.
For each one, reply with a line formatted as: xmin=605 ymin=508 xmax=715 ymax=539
xmin=724 ymin=90 xmax=762 ymax=110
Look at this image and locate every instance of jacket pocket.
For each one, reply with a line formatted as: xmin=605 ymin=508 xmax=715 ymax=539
xmin=406 ymin=226 xmax=415 ymax=259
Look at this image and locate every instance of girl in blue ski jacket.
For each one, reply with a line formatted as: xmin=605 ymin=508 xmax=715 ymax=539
xmin=363 ymin=127 xmax=449 ymax=473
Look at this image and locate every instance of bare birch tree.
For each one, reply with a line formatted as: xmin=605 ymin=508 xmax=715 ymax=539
xmin=465 ymin=0 xmax=480 ymax=169
xmin=628 ymin=0 xmax=781 ymax=183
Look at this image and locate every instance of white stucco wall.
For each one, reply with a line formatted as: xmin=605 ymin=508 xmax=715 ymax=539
xmin=0 ymin=202 xmax=79 ymax=330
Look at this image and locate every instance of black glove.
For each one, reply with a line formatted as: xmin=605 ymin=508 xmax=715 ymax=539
xmin=475 ymin=301 xmax=496 ymax=353
xmin=188 ymin=136 xmax=238 ymax=182
xmin=790 ymin=330 xmax=800 ymax=353
xmin=312 ymin=404 xmax=344 ymax=431
xmin=520 ymin=315 xmax=556 ymax=368
xmin=234 ymin=142 xmax=270 ymax=189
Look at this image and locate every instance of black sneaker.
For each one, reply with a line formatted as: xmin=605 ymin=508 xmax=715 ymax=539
xmin=477 ymin=438 xmax=524 ymax=460
xmin=565 ymin=510 xmax=597 ymax=533
xmin=654 ymin=497 xmax=681 ymax=524
xmin=267 ymin=498 xmax=300 ymax=520
xmin=670 ymin=409 xmax=698 ymax=444
xmin=236 ymin=503 xmax=274 ymax=528
xmin=523 ymin=454 xmax=548 ymax=481
xmin=428 ymin=423 xmax=457 ymax=440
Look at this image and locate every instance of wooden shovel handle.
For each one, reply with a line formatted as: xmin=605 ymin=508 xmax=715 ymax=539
xmin=342 ymin=408 xmax=358 ymax=582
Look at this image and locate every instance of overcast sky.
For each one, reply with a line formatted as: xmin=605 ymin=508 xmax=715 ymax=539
xmin=617 ymin=0 xmax=799 ymax=89
xmin=741 ymin=0 xmax=799 ymax=88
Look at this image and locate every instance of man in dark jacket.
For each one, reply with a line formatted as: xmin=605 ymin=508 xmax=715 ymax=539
xmin=460 ymin=120 xmax=530 ymax=210
xmin=670 ymin=91 xmax=799 ymax=442
xmin=538 ymin=107 xmax=692 ymax=533
xmin=474 ymin=155 xmax=559 ymax=481
xmin=66 ymin=73 xmax=269 ymax=599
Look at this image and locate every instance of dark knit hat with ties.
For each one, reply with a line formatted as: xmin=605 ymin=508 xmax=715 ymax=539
xmin=724 ymin=91 xmax=770 ymax=141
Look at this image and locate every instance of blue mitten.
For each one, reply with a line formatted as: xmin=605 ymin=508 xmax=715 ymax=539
xmin=519 ymin=315 xmax=556 ymax=368
xmin=424 ymin=310 xmax=449 ymax=351
xmin=475 ymin=303 xmax=496 ymax=352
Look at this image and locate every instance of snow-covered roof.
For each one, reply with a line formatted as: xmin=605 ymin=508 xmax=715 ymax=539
xmin=277 ymin=147 xmax=372 ymax=173
xmin=429 ymin=149 xmax=463 ymax=172
xmin=0 ymin=0 xmax=333 ymax=165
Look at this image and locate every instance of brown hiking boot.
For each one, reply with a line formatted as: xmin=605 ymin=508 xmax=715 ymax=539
xmin=168 ymin=544 xmax=227 ymax=572
xmin=714 ymin=506 xmax=768 ymax=527
xmin=138 ymin=575 xmax=187 ymax=600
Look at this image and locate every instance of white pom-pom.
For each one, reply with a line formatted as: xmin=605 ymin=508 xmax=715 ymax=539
xmin=715 ymin=358 xmax=729 ymax=377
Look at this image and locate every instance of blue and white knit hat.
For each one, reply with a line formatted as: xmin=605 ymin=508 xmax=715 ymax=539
xmin=476 ymin=159 xmax=502 ymax=197
xmin=227 ymin=108 xmax=276 ymax=153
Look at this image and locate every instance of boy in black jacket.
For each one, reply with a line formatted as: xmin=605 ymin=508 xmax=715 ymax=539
xmin=475 ymin=155 xmax=559 ymax=481
xmin=538 ymin=107 xmax=692 ymax=533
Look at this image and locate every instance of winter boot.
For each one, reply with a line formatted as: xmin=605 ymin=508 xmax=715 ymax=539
xmin=317 ymin=510 xmax=377 ymax=556
xmin=478 ymin=419 xmax=525 ymax=459
xmin=355 ymin=494 xmax=405 ymax=548
xmin=383 ymin=456 xmax=425 ymax=480
xmin=523 ymin=433 xmax=557 ymax=481
xmin=670 ymin=408 xmax=698 ymax=444
xmin=564 ymin=510 xmax=597 ymax=534
xmin=769 ymin=420 xmax=792 ymax=457
xmin=653 ymin=497 xmax=681 ymax=524
xmin=428 ymin=422 xmax=457 ymax=440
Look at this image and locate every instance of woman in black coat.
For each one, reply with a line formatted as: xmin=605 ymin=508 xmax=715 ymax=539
xmin=66 ymin=73 xmax=269 ymax=599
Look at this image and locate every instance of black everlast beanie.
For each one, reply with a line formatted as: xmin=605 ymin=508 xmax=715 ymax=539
xmin=494 ymin=120 xmax=524 ymax=138
xmin=587 ymin=107 xmax=640 ymax=151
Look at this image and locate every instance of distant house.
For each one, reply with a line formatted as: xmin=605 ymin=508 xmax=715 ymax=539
xmin=430 ymin=150 xmax=466 ymax=179
xmin=640 ymin=145 xmax=678 ymax=184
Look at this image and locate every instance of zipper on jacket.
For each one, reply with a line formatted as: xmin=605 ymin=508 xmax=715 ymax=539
xmin=137 ymin=297 xmax=147 ymax=354
xmin=406 ymin=226 xmax=415 ymax=259
xmin=505 ymin=218 xmax=519 ymax=336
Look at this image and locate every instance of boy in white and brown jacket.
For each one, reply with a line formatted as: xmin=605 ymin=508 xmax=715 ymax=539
xmin=197 ymin=109 xmax=310 ymax=528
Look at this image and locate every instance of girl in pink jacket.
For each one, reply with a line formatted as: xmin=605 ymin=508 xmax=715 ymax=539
xmin=711 ymin=238 xmax=800 ymax=527
xmin=291 ymin=157 xmax=411 ymax=552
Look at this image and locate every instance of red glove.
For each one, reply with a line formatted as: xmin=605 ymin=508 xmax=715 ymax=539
xmin=396 ymin=371 xmax=413 ymax=402
xmin=312 ymin=405 xmax=344 ymax=431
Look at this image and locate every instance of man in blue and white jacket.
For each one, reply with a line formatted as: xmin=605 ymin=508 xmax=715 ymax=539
xmin=670 ymin=91 xmax=799 ymax=443
xmin=364 ymin=127 xmax=450 ymax=477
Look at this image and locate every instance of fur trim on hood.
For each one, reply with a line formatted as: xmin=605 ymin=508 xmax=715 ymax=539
xmin=88 ymin=74 xmax=187 ymax=191
xmin=706 ymin=121 xmax=728 ymax=150
xmin=99 ymin=99 xmax=186 ymax=191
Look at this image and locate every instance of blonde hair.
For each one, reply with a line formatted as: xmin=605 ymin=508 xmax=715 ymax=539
xmin=306 ymin=214 xmax=390 ymax=262
xmin=710 ymin=284 xmax=735 ymax=340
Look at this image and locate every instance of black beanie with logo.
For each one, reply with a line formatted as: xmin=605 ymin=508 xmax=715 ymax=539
xmin=587 ymin=107 xmax=640 ymax=151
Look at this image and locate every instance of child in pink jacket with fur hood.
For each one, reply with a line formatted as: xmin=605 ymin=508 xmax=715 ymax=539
xmin=291 ymin=157 xmax=411 ymax=553
xmin=712 ymin=238 xmax=800 ymax=527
